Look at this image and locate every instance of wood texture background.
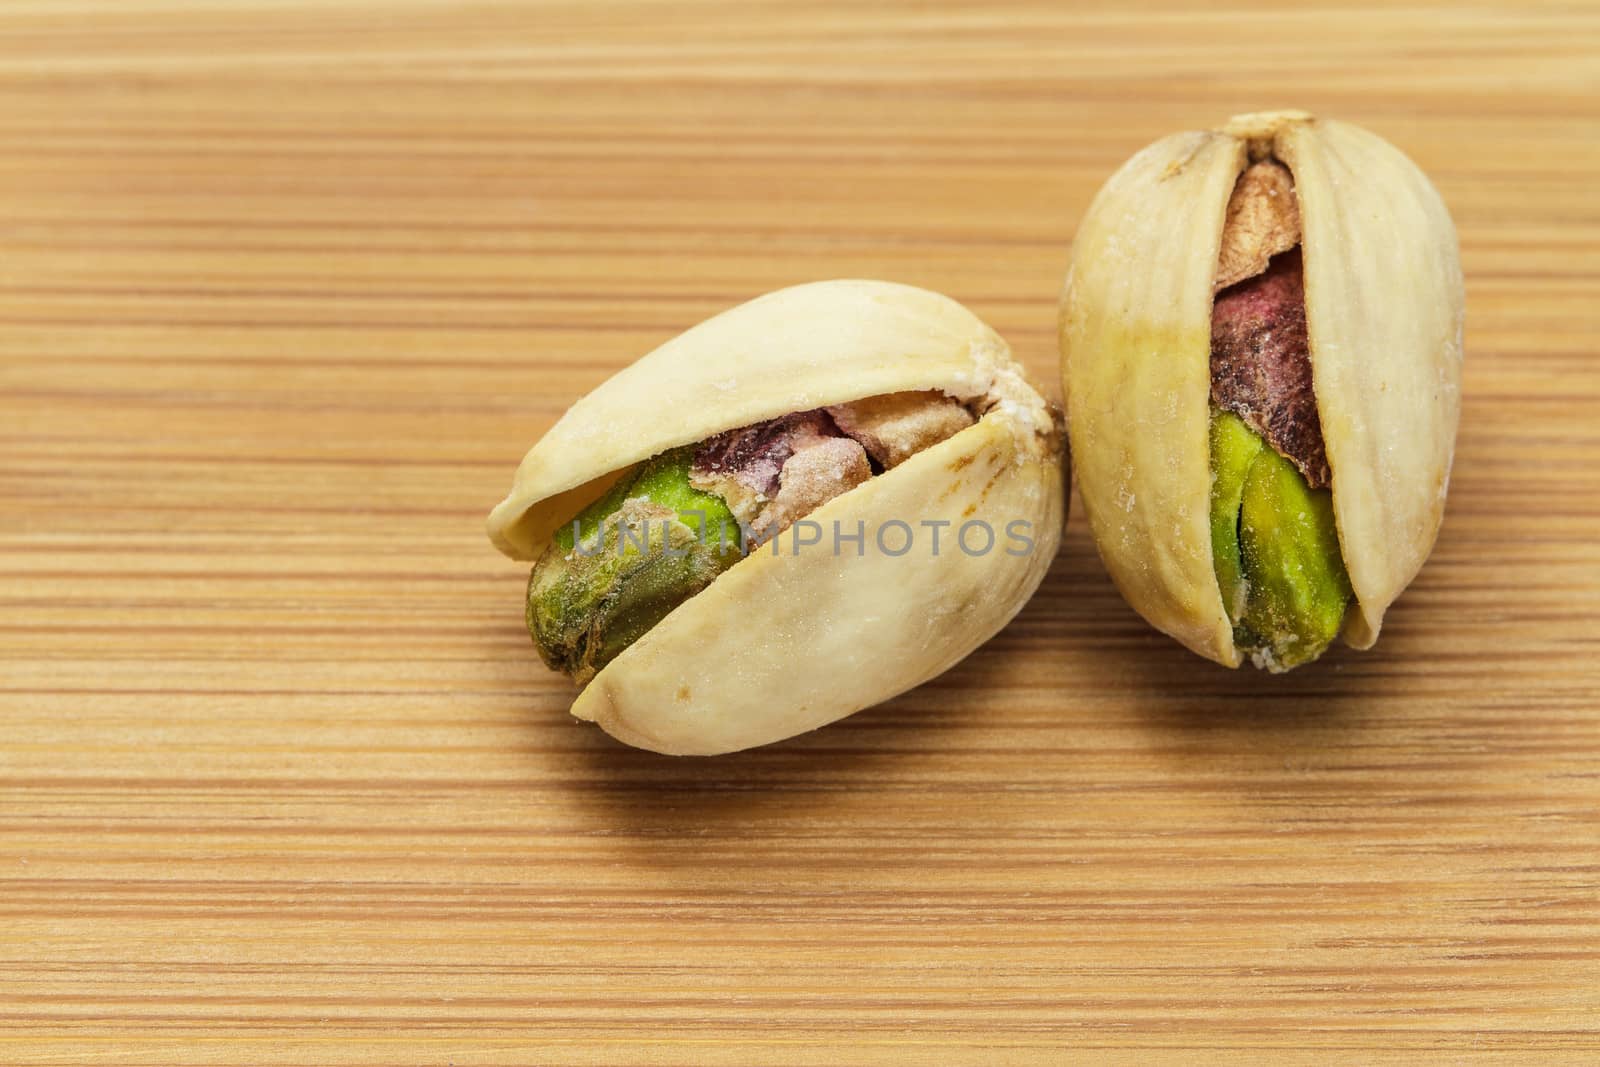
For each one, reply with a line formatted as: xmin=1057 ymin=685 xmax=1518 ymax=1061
xmin=3 ymin=2 xmax=1598 ymax=1062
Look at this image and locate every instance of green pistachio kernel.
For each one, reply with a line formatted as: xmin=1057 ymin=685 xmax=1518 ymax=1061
xmin=1208 ymin=409 xmax=1265 ymax=624
xmin=1209 ymin=410 xmax=1352 ymax=671
xmin=528 ymin=448 xmax=740 ymax=682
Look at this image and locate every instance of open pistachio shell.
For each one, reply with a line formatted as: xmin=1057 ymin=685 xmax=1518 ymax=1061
xmin=1059 ymin=110 xmax=1463 ymax=667
xmin=490 ymin=280 xmax=1065 ymax=754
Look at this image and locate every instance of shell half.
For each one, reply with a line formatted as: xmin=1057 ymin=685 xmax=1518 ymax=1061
xmin=1276 ymin=118 xmax=1464 ymax=646
xmin=1060 ymin=130 xmax=1248 ymax=666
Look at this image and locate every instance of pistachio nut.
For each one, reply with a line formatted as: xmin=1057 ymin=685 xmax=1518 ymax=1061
xmin=489 ymin=280 xmax=1066 ymax=753
xmin=526 ymin=447 xmax=741 ymax=685
xmin=1059 ymin=110 xmax=1464 ymax=669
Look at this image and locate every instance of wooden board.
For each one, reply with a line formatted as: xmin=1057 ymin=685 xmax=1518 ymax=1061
xmin=4 ymin=2 xmax=1598 ymax=1062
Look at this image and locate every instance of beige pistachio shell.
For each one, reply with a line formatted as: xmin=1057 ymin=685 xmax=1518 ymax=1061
xmin=1059 ymin=110 xmax=1463 ymax=665
xmin=489 ymin=279 xmax=1019 ymax=562
xmin=1060 ymin=129 xmax=1248 ymax=666
xmin=490 ymin=279 xmax=1065 ymax=755
xmin=1274 ymin=117 xmax=1465 ymax=645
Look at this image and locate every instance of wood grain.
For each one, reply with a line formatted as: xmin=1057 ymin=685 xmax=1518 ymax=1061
xmin=3 ymin=1 xmax=1598 ymax=1062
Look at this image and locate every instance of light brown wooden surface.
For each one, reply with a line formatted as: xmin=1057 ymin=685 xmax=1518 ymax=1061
xmin=3 ymin=2 xmax=1598 ymax=1063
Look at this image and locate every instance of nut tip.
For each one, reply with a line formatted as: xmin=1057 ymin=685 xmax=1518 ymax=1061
xmin=1221 ymin=108 xmax=1314 ymax=143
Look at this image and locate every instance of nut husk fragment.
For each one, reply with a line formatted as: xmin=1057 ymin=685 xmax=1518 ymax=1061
xmin=688 ymin=410 xmax=877 ymax=544
xmin=1215 ymin=160 xmax=1301 ymax=291
xmin=1210 ymin=248 xmax=1330 ymax=489
xmin=826 ymin=391 xmax=976 ymax=470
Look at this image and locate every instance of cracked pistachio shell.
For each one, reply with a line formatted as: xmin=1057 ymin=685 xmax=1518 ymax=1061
xmin=1059 ymin=110 xmax=1464 ymax=667
xmin=489 ymin=280 xmax=1066 ymax=755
